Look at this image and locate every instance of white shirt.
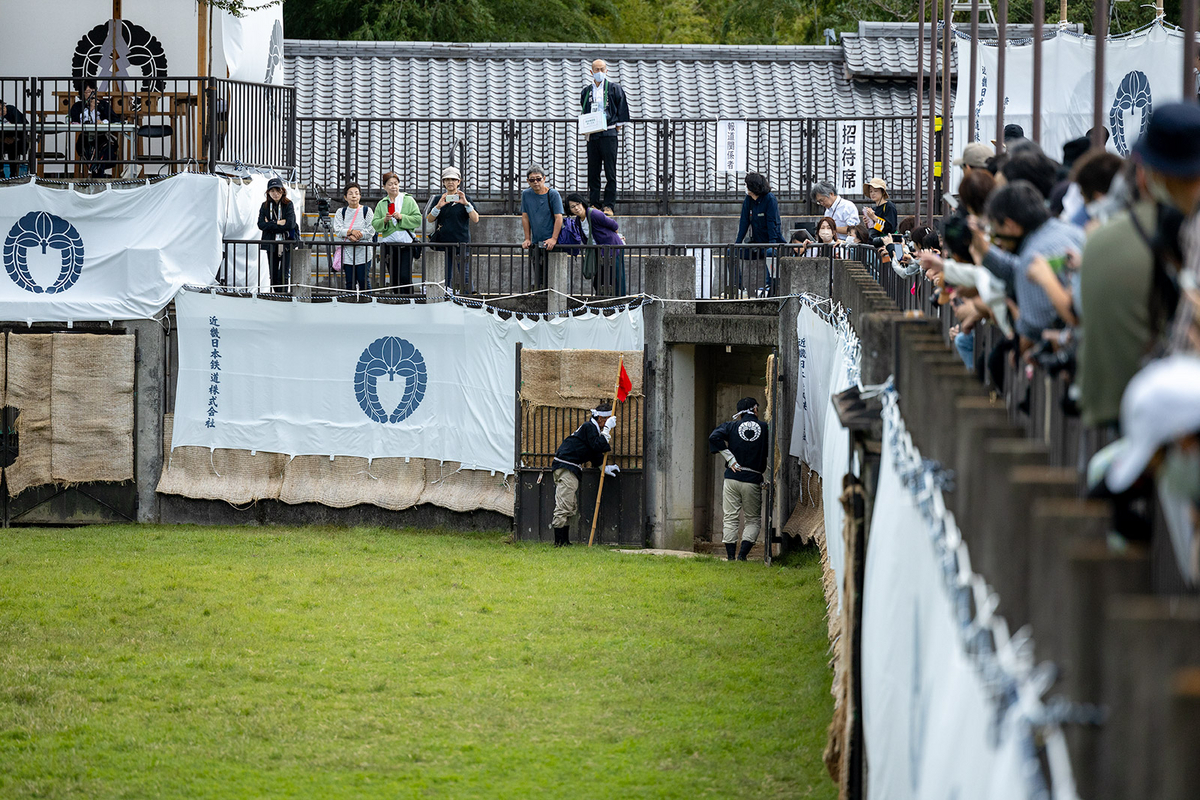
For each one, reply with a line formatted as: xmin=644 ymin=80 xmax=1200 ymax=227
xmin=828 ymin=196 xmax=860 ymax=238
xmin=590 ymin=80 xmax=605 ymax=112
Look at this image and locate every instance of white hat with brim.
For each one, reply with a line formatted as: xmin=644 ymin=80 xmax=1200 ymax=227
xmin=1105 ymin=355 xmax=1200 ymax=494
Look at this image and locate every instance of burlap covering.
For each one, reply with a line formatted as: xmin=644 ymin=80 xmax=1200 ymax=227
xmin=157 ymin=415 xmax=288 ymax=503
xmin=52 ymin=334 xmax=135 ymax=485
xmin=4 ymin=333 xmax=134 ymax=496
xmin=6 ymin=334 xmax=53 ymax=494
xmin=782 ymin=463 xmax=824 ymax=543
xmin=520 ymin=349 xmax=642 ymax=409
xmin=279 ymin=455 xmax=428 ymax=510
xmin=419 ymin=461 xmax=514 ymax=515
xmin=158 ymin=415 xmax=516 ymax=515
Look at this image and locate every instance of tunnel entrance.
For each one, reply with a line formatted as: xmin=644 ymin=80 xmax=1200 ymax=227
xmin=691 ymin=344 xmax=777 ymax=558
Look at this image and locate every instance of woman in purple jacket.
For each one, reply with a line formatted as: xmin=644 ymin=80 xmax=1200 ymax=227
xmin=565 ymin=193 xmax=626 ymax=296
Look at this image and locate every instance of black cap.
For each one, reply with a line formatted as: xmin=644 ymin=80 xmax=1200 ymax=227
xmin=1133 ymin=102 xmax=1200 ymax=178
xmin=1003 ymin=123 xmax=1025 ymax=142
xmin=1061 ymin=136 xmax=1091 ymax=168
xmin=267 ymin=177 xmax=284 ymax=190
xmin=736 ymin=397 xmax=759 ymax=413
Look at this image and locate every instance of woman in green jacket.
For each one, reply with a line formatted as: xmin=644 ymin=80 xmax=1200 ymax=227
xmin=372 ymin=171 xmax=421 ymax=295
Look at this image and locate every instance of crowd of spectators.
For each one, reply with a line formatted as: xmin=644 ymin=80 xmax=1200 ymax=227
xmin=905 ymin=102 xmax=1200 ymax=563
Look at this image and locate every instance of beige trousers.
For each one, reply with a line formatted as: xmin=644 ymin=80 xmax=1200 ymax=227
xmin=722 ymin=478 xmax=763 ymax=544
xmin=552 ymin=468 xmax=580 ymax=529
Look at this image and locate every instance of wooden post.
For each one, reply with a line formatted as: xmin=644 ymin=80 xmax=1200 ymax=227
xmin=1032 ymin=0 xmax=1044 ymax=144
xmin=967 ymin=0 xmax=979 ymax=140
xmin=1184 ymin=0 xmax=1198 ymax=102
xmin=588 ymin=355 xmax=625 ymax=547
xmin=927 ymin=0 xmax=938 ymax=223
xmin=198 ymin=0 xmax=209 ymax=77
xmin=996 ymin=0 xmax=1007 ymax=153
xmin=1092 ymin=0 xmax=1108 ymax=148
xmin=917 ymin=0 xmax=926 ymax=224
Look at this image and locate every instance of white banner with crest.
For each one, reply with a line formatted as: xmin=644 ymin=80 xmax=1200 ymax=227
xmin=951 ymin=23 xmax=1186 ymax=173
xmin=0 ymin=174 xmax=222 ymax=323
xmin=170 ymin=292 xmax=644 ymax=475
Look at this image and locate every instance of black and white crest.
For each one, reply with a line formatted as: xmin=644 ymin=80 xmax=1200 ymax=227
xmin=72 ymin=20 xmax=169 ymax=95
xmin=737 ymin=420 xmax=761 ymax=442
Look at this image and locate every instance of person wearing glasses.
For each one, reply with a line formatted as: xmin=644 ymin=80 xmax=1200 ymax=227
xmin=519 ymin=165 xmax=563 ymax=291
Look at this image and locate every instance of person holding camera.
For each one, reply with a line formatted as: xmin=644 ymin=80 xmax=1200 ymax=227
xmin=333 ymin=182 xmax=375 ymax=292
xmin=427 ymin=166 xmax=478 ymax=293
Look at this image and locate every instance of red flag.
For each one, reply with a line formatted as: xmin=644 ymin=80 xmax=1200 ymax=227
xmin=616 ymin=361 xmax=633 ymax=402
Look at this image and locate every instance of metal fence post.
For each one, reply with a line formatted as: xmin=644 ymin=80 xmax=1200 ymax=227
xmin=205 ymin=81 xmax=217 ymax=174
xmin=658 ymin=119 xmax=673 ymax=215
xmin=341 ymin=118 xmax=355 ymax=188
xmin=503 ymin=118 xmax=517 ymax=214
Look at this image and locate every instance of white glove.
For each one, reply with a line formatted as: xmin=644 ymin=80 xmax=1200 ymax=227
xmin=720 ymin=449 xmax=742 ymax=471
xmin=604 ymin=416 xmax=617 ymax=432
xmin=604 ymin=464 xmax=620 ymax=477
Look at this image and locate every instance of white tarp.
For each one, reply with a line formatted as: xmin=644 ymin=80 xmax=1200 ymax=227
xmin=0 ymin=174 xmax=222 ymax=322
xmin=861 ymin=391 xmax=1076 ymax=800
xmin=221 ymin=5 xmax=285 ymax=85
xmin=952 ymin=23 xmax=1186 ymax=170
xmin=790 ymin=303 xmax=840 ymax=467
xmin=170 ymin=292 xmax=645 ymax=474
xmin=217 ymin=175 xmax=304 ymax=289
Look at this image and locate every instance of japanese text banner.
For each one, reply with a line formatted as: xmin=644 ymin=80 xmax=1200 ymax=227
xmin=170 ymin=292 xmax=645 ymax=474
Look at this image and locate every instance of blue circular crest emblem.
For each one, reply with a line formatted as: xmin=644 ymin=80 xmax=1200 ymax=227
xmin=355 ymin=336 xmax=427 ymax=424
xmin=3 ymin=211 xmax=85 ymax=294
xmin=1109 ymin=70 xmax=1153 ymax=156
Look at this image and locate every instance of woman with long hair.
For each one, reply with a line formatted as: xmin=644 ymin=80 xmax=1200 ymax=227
xmin=257 ymin=177 xmax=298 ymax=291
xmin=564 ymin=193 xmax=625 ymax=296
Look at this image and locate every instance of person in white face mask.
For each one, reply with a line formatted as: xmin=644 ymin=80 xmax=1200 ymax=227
xmin=579 ymin=59 xmax=631 ymax=216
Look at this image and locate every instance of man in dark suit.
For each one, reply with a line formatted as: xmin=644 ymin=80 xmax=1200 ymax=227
xmin=0 ymin=99 xmax=28 ymax=174
xmin=579 ymin=59 xmax=630 ymax=215
xmin=68 ymin=81 xmax=122 ymax=177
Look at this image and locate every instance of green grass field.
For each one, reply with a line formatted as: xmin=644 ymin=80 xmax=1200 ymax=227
xmin=0 ymin=526 xmax=835 ymax=799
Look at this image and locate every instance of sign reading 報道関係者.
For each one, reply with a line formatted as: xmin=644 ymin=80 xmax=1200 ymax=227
xmin=169 ymin=292 xmax=645 ymax=475
xmin=715 ymin=120 xmax=747 ymax=174
xmin=0 ymin=174 xmax=223 ymax=322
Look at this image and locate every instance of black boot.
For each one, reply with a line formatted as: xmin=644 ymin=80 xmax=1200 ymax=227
xmin=737 ymin=540 xmax=754 ymax=561
xmin=553 ymin=526 xmax=569 ymax=547
xmin=725 ymin=542 xmax=736 ymax=561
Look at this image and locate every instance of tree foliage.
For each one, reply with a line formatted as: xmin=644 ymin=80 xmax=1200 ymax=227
xmin=282 ymin=0 xmax=1193 ymax=44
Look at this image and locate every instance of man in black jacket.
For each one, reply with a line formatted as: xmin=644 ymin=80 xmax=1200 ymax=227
xmin=708 ymin=397 xmax=769 ymax=561
xmin=68 ymin=81 xmax=122 ymax=177
xmin=579 ymin=59 xmax=631 ymax=215
xmin=550 ymin=401 xmax=619 ymax=546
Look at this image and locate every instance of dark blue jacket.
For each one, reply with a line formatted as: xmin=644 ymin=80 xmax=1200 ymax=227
xmin=553 ymin=419 xmax=612 ymax=478
xmin=708 ymin=414 xmax=768 ymax=484
xmin=736 ymin=193 xmax=783 ymax=255
xmin=579 ymin=80 xmax=631 ymax=139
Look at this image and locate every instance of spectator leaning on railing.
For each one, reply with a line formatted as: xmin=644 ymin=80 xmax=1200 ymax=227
xmin=978 ymin=180 xmax=1085 ymax=351
xmin=520 ymin=165 xmax=564 ymax=292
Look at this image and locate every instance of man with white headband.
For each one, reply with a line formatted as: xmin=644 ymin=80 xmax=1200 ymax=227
xmin=708 ymin=397 xmax=769 ymax=561
xmin=550 ymin=400 xmax=619 ymax=546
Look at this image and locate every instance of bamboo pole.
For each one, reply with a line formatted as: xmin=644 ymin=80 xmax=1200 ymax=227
xmin=996 ymin=0 xmax=1008 ymax=153
xmin=588 ymin=355 xmax=625 ymax=547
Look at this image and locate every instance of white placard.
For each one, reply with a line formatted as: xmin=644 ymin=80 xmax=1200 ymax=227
xmin=836 ymin=120 xmax=865 ymax=198
xmin=715 ymin=120 xmax=747 ymax=174
xmin=170 ymin=292 xmax=645 ymax=475
xmin=0 ymin=174 xmax=222 ymax=322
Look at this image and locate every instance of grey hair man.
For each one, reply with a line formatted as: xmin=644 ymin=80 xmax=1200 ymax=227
xmin=811 ymin=181 xmax=861 ymax=237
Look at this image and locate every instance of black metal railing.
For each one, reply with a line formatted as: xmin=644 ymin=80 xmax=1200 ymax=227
xmin=218 ymin=238 xmax=786 ymax=300
xmin=293 ymin=116 xmax=920 ymax=213
xmin=0 ymin=76 xmax=295 ymax=180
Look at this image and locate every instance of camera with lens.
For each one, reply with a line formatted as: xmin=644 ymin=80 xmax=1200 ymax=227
xmin=317 ymin=197 xmax=331 ymax=218
xmin=869 ymin=235 xmax=887 ymax=249
xmin=1029 ymin=336 xmax=1077 ymax=378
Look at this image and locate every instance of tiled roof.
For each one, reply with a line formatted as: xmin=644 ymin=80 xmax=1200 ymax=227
xmin=842 ymin=34 xmax=959 ymax=79
xmin=284 ymin=40 xmax=919 ymax=119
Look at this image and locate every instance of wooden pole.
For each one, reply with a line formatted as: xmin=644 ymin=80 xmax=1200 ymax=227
xmin=588 ymin=355 xmax=625 ymax=547
xmin=927 ymin=0 xmax=939 ymax=223
xmin=1060 ymin=0 xmax=1068 ymax=24
xmin=917 ymin=0 xmax=926 ymax=225
xmin=1032 ymin=0 xmax=1044 ymax=144
xmin=1092 ymin=0 xmax=1108 ymax=148
xmin=198 ymin=0 xmax=209 ymax=77
xmin=968 ymin=0 xmax=979 ymax=141
xmin=996 ymin=0 xmax=1008 ymax=153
